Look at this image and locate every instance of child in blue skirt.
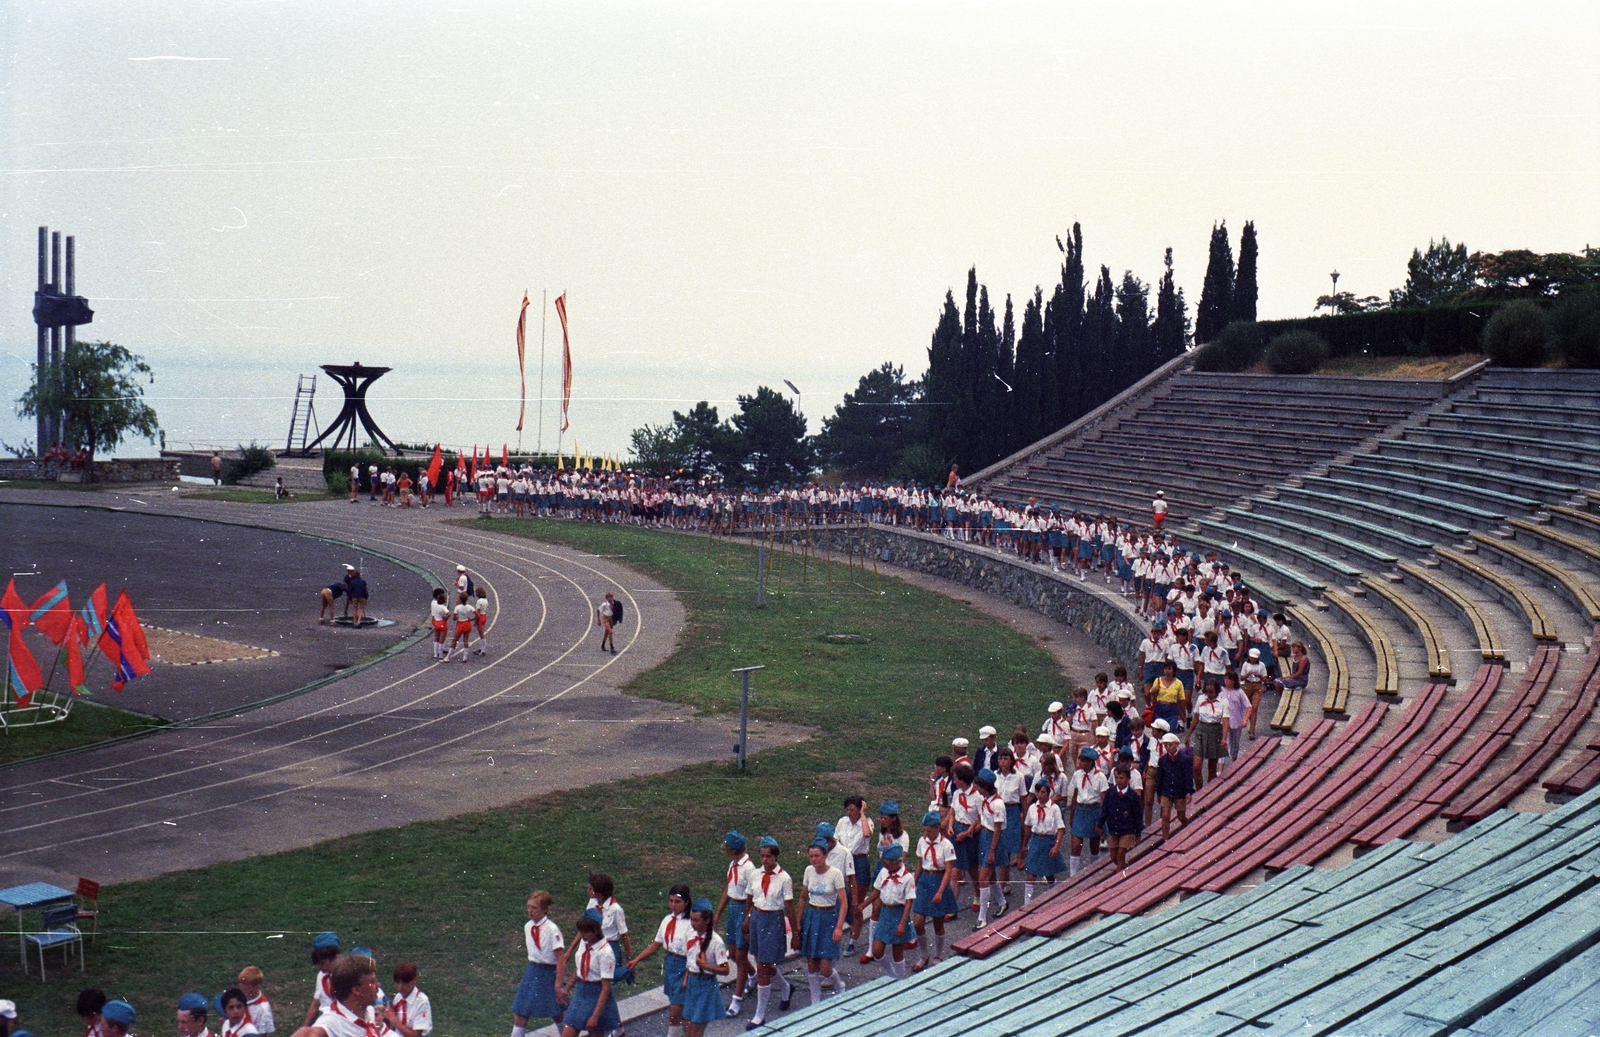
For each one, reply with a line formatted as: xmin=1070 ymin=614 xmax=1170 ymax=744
xmin=1022 ymin=779 xmax=1065 ymax=903
xmin=559 ymin=911 xmax=619 ymax=1037
xmin=1066 ymin=747 xmax=1108 ymax=876
xmin=681 ymin=899 xmax=729 ymax=1037
xmin=624 ymin=885 xmax=691 ymax=1037
xmin=861 ymin=843 xmax=914 ymax=979
xmin=911 ymin=811 xmax=959 ymax=973
xmin=511 ymin=891 xmax=565 ymax=1037
xmin=585 ymin=874 xmax=634 ymax=986
xmin=796 ymin=840 xmax=847 ymax=1004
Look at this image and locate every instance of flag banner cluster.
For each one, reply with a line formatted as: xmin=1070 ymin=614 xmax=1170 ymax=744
xmin=2 ymin=578 xmax=152 ymax=708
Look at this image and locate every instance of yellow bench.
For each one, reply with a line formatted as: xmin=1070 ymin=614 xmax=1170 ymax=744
xmin=1436 ymin=545 xmax=1558 ymax=642
xmin=1325 ymin=589 xmax=1400 ymax=695
xmin=1360 ymin=576 xmax=1452 ymax=679
xmin=1396 ymin=561 xmax=1504 ymax=661
xmin=1287 ymin=604 xmax=1350 ymax=716
xmin=1472 ymin=531 xmax=1600 ymax=622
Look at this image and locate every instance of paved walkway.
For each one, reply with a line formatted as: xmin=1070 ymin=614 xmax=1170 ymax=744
xmin=0 ymin=489 xmax=804 ymax=888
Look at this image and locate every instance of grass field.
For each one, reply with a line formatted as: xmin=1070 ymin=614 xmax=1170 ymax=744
xmin=182 ymin=488 xmax=331 ymax=504
xmin=0 ymin=521 xmax=1071 ymax=1036
xmin=0 ymin=698 xmax=165 ymax=766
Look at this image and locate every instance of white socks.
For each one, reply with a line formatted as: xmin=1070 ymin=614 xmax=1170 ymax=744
xmin=934 ymin=933 xmax=945 ymax=960
xmin=511 ymin=1027 xmax=526 ymax=1037
xmin=808 ymin=974 xmax=823 ymax=1004
xmin=667 ymin=1027 xmax=683 ymax=1037
xmin=881 ymin=955 xmax=899 ymax=979
xmin=778 ymin=972 xmax=792 ymax=1000
xmin=1024 ymin=882 xmax=1035 ymax=904
xmin=754 ymin=984 xmax=771 ymax=1023
xmin=831 ymin=970 xmax=846 ymax=992
xmin=1069 ymin=855 xmax=1081 ymax=877
xmin=976 ymin=889 xmax=989 ymax=925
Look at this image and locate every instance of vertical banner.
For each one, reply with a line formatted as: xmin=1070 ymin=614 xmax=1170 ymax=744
xmin=515 ymin=292 xmax=530 ymax=432
xmin=555 ymin=292 xmax=572 ymax=433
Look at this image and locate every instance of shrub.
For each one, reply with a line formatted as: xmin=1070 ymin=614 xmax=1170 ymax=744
xmin=1263 ymin=331 xmax=1330 ymax=374
xmin=1191 ymin=321 xmax=1265 ymax=372
xmin=222 ymin=442 xmax=276 ymax=485
xmin=1482 ymin=300 xmax=1551 ymax=367
xmin=1549 ymin=285 xmax=1600 ymax=369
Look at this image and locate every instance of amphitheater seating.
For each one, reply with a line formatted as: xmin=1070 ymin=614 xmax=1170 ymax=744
xmin=1396 ymin=560 xmax=1504 ymax=661
xmin=1324 ymin=589 xmax=1400 ymax=696
xmin=1284 ymin=604 xmax=1348 ymax=715
xmin=1471 ymin=531 xmax=1600 ymax=622
xmin=1360 ymin=576 xmax=1452 ymax=679
xmin=1436 ymin=545 xmax=1559 ymax=641
xmin=776 ymin=789 xmax=1600 ymax=1037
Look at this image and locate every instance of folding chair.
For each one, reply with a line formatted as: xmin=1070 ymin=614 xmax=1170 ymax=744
xmin=25 ymin=903 xmax=84 ymax=981
xmin=76 ymin=877 xmax=101 ymax=943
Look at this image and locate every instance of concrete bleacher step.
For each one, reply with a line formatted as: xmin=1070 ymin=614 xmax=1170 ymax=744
xmin=1431 ymin=410 xmax=1600 ymax=449
xmin=1378 ymin=436 xmax=1600 ymax=487
xmin=1506 ymin=517 xmax=1600 ymax=571
xmin=1251 ymin=494 xmax=1435 ymax=555
xmin=1471 ymin=532 xmax=1600 ymax=623
xmin=1325 ymin=589 xmax=1401 ymax=696
xmin=1359 ymin=449 xmax=1573 ymax=502
xmin=1394 ymin=560 xmax=1506 ymax=661
xmin=1225 ymin=504 xmax=1402 ymax=568
xmin=1286 ymin=481 xmax=1470 ymax=541
xmin=1314 ymin=470 xmax=1509 ymax=526
xmin=1404 ymin=424 xmax=1600 ymax=464
xmin=1435 ymin=546 xmax=1560 ymax=642
xmin=1360 ymin=576 xmax=1452 ymax=679
xmin=1196 ymin=516 xmax=1365 ymax=585
xmin=1350 ymin=455 xmax=1544 ymax=513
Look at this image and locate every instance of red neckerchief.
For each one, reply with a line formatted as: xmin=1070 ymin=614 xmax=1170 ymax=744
xmin=665 ymin=912 xmax=685 ymax=945
xmin=727 ymin=854 xmax=749 ymax=887
xmin=394 ymin=996 xmax=408 ymax=1025
xmin=580 ymin=942 xmax=594 ymax=980
xmin=881 ymin=865 xmax=905 ymax=887
xmin=530 ymin=920 xmax=542 ymax=949
xmin=329 ymin=1001 xmax=380 ymax=1037
xmin=223 ymin=1020 xmax=251 ymax=1037
xmin=321 ymin=974 xmax=333 ymax=999
xmin=761 ymin=865 xmax=781 ymax=895
xmin=1034 ymin=802 xmax=1049 ymax=823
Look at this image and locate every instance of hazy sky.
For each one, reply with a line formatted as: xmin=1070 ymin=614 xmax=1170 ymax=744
xmin=3 ymin=0 xmax=1596 ymax=456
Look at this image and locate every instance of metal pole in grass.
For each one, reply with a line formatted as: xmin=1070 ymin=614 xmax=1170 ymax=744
xmin=757 ymin=543 xmax=767 ymax=608
xmin=732 ymin=665 xmax=764 ymax=772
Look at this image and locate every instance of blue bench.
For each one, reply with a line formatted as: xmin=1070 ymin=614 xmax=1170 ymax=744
xmin=1223 ymin=507 xmax=1399 ymax=568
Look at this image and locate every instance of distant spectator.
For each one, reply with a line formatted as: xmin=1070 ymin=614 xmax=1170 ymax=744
xmin=211 ymin=451 xmax=224 ymax=485
xmin=347 ymin=569 xmax=369 ymax=627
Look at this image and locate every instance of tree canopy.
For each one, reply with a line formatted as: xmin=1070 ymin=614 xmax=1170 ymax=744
xmin=16 ymin=340 xmax=161 ymax=472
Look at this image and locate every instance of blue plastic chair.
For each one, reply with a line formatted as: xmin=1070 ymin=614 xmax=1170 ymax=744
xmin=25 ymin=903 xmax=83 ymax=981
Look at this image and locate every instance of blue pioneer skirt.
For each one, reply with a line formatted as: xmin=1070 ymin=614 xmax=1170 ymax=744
xmin=1070 ymin=802 xmax=1103 ymax=839
xmin=564 ymin=979 xmax=619 ymax=1033
xmin=872 ymin=904 xmax=913 ymax=946
xmin=682 ymin=971 xmax=726 ymax=1025
xmin=725 ymin=900 xmax=749 ymax=951
xmin=663 ymin=952 xmax=688 ymax=1006
xmin=512 ymin=962 xmax=562 ymax=1020
xmin=1025 ymin=834 xmax=1065 ymax=876
xmin=999 ymin=804 xmax=1022 ymax=857
xmin=913 ymin=870 xmax=960 ymax=918
xmin=978 ymin=827 xmax=997 ymax=869
xmin=749 ymin=908 xmax=787 ymax=965
xmin=799 ymin=904 xmax=840 ymax=960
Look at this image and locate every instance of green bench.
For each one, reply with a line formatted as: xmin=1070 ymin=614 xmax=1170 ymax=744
xmin=1226 ymin=506 xmax=1401 ymax=568
xmin=1324 ymin=589 xmax=1400 ymax=696
xmin=1179 ymin=531 xmax=1318 ymax=602
xmin=1409 ymin=425 xmax=1598 ymax=463
xmin=1396 ymin=561 xmax=1504 ymax=661
xmin=1380 ymin=437 xmax=1600 ymax=485
xmin=1311 ymin=473 xmax=1505 ymax=526
xmin=1364 ymin=450 xmax=1576 ymax=500
xmin=1253 ymin=496 xmax=1434 ymax=553
xmin=1360 ymin=576 xmax=1452 ymax=679
xmin=1287 ymin=484 xmax=1468 ymax=540
xmin=1351 ymin=458 xmax=1543 ymax=512
xmin=1196 ymin=519 xmax=1364 ymax=583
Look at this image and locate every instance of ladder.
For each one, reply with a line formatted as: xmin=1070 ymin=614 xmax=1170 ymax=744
xmin=286 ymin=374 xmax=319 ymax=455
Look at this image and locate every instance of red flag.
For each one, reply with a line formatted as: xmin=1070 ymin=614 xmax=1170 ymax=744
xmin=426 ymin=444 xmax=443 ymax=487
xmin=98 ymin=590 xmax=151 ymax=692
xmin=470 ymin=445 xmax=478 ymax=480
xmin=2 ymin=580 xmax=43 ymax=708
xmin=113 ymin=592 xmax=150 ymax=663
xmin=555 ymin=292 xmax=572 ymax=433
xmin=515 ymin=292 xmax=530 ymax=432
xmin=66 ymin=616 xmax=88 ymax=695
xmin=502 ymin=444 xmax=509 ymax=467
xmin=79 ymin=583 xmax=108 ymax=646
xmin=29 ymin=580 xmax=73 ymax=646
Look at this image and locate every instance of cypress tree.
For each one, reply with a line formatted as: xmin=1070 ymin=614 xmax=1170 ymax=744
xmin=1196 ymin=221 xmax=1235 ymax=344
xmin=1114 ymin=271 xmax=1152 ymax=394
xmin=1153 ymin=247 xmax=1190 ymax=363
xmin=920 ymin=291 xmax=964 ymax=474
xmin=974 ymin=283 xmax=1000 ymax=466
xmin=1233 ymin=221 xmax=1258 ymax=323
xmin=999 ymin=293 xmax=1016 ymax=453
xmin=1051 ymin=223 xmax=1086 ymax=428
xmin=1013 ymin=289 xmax=1045 ymax=446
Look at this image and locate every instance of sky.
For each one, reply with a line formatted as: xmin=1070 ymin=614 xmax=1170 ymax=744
xmin=3 ymin=0 xmax=1596 ymax=458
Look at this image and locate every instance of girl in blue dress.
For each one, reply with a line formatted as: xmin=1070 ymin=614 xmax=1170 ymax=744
xmin=559 ymin=911 xmax=619 ymax=1037
xmin=681 ymin=899 xmax=728 ymax=1037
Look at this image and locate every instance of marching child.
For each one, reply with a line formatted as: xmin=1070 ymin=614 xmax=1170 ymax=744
xmin=742 ymin=836 xmax=796 ymax=1030
xmin=584 ymin=874 xmax=633 ymax=986
xmin=1103 ymin=765 xmax=1145 ymax=870
xmin=1156 ymin=733 xmax=1196 ymax=840
xmin=681 ymin=900 xmax=729 ymax=1037
xmin=795 ymin=841 xmax=847 ymax=1004
xmin=1021 ymin=778 xmax=1065 ymax=901
xmin=1066 ymin=747 xmax=1108 ymax=876
xmin=559 ymin=911 xmax=619 ymax=1037
xmin=626 ymin=886 xmax=692 ymax=1037
xmin=974 ymin=769 xmax=1007 ymax=926
xmin=430 ymin=590 xmax=449 ymax=660
xmin=473 ymin=586 xmax=490 ymax=655
xmin=948 ymin=763 xmax=981 ymax=915
xmin=511 ymin=891 xmax=566 ymax=1037
xmin=860 ymin=843 xmax=914 ymax=980
xmin=448 ymin=593 xmax=476 ymax=663
xmin=712 ymin=832 xmax=756 ymax=1018
xmin=910 ymin=811 xmax=958 ymax=972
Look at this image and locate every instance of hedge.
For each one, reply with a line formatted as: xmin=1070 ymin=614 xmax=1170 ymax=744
xmin=1196 ymin=300 xmax=1515 ymax=372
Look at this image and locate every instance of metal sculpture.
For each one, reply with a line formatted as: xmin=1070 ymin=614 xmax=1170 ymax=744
xmin=303 ymin=362 xmax=402 ymax=456
xmin=32 ymin=227 xmax=94 ymax=450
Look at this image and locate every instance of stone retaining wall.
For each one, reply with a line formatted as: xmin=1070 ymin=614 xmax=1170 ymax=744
xmin=811 ymin=525 xmax=1146 ymax=670
xmin=0 ymin=457 xmax=180 ymax=483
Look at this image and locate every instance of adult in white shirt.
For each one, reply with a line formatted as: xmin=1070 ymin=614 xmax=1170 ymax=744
xmin=292 ymin=955 xmax=389 ymax=1037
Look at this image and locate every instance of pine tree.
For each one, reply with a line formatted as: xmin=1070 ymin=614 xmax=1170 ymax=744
xmin=920 ymin=290 xmax=964 ymax=476
xmin=1233 ymin=221 xmax=1258 ymax=323
xmin=1153 ymin=247 xmax=1190 ymax=363
xmin=1196 ymin=221 xmax=1235 ymax=343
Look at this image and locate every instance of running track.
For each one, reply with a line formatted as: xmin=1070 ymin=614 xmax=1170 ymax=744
xmin=0 ymin=491 xmax=787 ymax=888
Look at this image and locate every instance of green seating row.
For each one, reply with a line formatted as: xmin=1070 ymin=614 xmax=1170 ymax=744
xmin=1361 ymin=576 xmax=1452 ymax=679
xmin=1324 ymin=589 xmax=1400 ymax=695
xmin=1396 ymin=560 xmax=1504 ymax=661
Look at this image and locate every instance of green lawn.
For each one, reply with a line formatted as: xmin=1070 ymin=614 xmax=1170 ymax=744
xmin=0 ymin=521 xmax=1070 ymax=1036
xmin=0 ymin=698 xmax=165 ymax=765
xmin=183 ymin=488 xmax=333 ymax=504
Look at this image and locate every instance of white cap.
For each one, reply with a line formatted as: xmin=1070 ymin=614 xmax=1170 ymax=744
xmin=1047 ymin=701 xmax=1064 ymax=713
xmin=1156 ymin=490 xmax=1165 ymax=497
xmin=1095 ymin=725 xmax=1113 ymax=738
xmin=1152 ymin=719 xmax=1171 ymax=733
xmin=457 ymin=564 xmax=467 ymax=572
xmin=1039 ymin=733 xmax=1061 ymax=747
xmin=1248 ymin=648 xmax=1261 ymax=659
xmin=1116 ymin=688 xmax=1134 ymax=701
xmin=0 ymin=1001 xmax=15 ymax=1020
xmin=978 ymin=725 xmax=997 ymax=738
xmin=1161 ymin=733 xmax=1180 ymax=745
xmin=343 ymin=563 xmax=355 ymax=571
xmin=951 ymin=737 xmax=970 ymax=748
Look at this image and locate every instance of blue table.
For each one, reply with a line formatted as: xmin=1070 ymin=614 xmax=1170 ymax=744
xmin=0 ymin=882 xmax=76 ymax=970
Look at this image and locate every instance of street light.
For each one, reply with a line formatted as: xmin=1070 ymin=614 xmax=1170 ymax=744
xmin=783 ymin=379 xmax=801 ymax=417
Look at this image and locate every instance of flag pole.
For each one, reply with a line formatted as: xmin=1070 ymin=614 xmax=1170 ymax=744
xmin=537 ymin=288 xmax=548 ymax=459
